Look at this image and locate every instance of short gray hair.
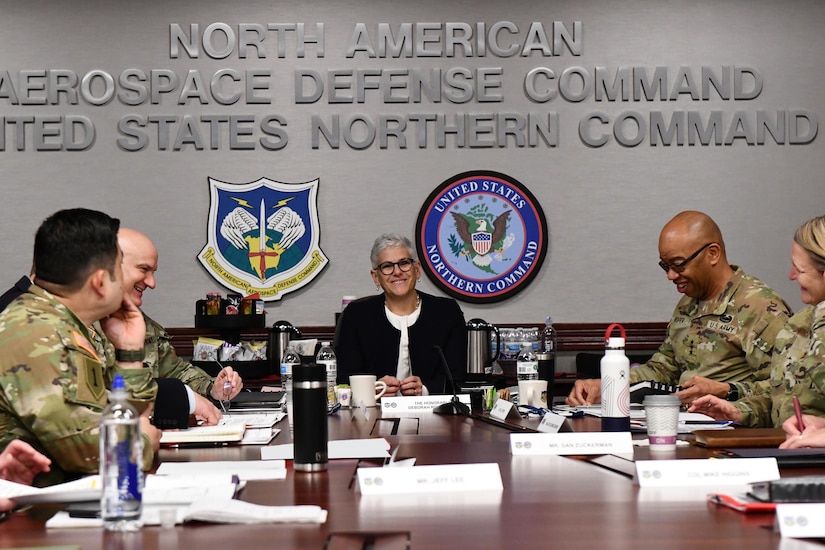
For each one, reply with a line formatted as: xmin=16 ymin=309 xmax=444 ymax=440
xmin=370 ymin=233 xmax=417 ymax=267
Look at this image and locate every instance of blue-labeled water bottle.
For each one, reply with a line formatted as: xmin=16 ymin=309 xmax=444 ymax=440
xmin=99 ymin=374 xmax=143 ymax=531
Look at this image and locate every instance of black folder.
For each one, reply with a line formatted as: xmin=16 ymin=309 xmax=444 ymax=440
xmin=229 ymin=390 xmax=284 ymax=409
xmin=720 ymin=447 xmax=825 ymax=468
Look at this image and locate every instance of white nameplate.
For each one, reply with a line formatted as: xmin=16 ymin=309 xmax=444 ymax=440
xmin=537 ymin=412 xmax=567 ymax=433
xmin=357 ymin=463 xmax=502 ymax=495
xmin=776 ymin=503 xmax=825 ymax=538
xmin=635 ymin=458 xmax=780 ymax=487
xmin=510 ymin=432 xmax=633 ymax=455
xmin=380 ymin=394 xmax=471 ymax=414
xmin=490 ymin=398 xmax=520 ymax=421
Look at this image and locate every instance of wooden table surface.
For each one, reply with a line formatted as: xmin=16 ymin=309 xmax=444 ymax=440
xmin=1 ymin=409 xmax=823 ymax=550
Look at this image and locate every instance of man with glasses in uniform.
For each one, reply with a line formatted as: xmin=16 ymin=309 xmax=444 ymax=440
xmin=567 ymin=211 xmax=791 ymax=406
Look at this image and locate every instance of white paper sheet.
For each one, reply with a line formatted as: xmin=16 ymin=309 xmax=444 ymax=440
xmin=155 ymin=460 xmax=287 ymax=481
xmin=260 ymin=438 xmax=390 ymax=460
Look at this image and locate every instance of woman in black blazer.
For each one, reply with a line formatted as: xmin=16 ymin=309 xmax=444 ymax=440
xmin=334 ymin=234 xmax=467 ymax=396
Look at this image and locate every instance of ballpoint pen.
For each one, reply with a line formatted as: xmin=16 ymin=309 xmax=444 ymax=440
xmin=793 ymin=395 xmax=806 ymax=431
xmin=217 ymin=363 xmax=232 ymax=414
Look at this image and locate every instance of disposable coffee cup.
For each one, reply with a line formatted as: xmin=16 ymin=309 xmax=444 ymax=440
xmin=643 ymin=394 xmax=680 ymax=451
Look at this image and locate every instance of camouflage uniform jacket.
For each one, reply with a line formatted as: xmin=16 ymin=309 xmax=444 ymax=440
xmin=0 ymin=285 xmax=156 ymax=485
xmin=735 ymin=303 xmax=825 ymax=427
xmin=98 ymin=313 xmax=215 ymax=398
xmin=629 ymin=267 xmax=791 ymax=398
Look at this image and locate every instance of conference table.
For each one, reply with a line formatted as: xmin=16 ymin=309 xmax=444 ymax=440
xmin=1 ymin=408 xmax=823 ymax=549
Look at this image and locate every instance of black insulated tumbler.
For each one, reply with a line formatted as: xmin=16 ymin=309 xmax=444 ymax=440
xmin=293 ymin=363 xmax=328 ymax=472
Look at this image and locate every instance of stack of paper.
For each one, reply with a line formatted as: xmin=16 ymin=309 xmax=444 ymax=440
xmin=43 ymin=459 xmax=323 ymax=528
xmin=182 ymin=498 xmax=327 ymax=524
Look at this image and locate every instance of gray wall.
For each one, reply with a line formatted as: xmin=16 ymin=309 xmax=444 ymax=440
xmin=1 ymin=0 xmax=823 ymax=328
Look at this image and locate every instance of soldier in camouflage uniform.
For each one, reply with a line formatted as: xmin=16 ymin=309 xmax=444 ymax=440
xmin=0 ymin=209 xmax=161 ymax=486
xmin=113 ymin=228 xmax=243 ymax=425
xmin=568 ymin=211 xmax=791 ymax=407
xmin=691 ymin=215 xmax=825 ymax=437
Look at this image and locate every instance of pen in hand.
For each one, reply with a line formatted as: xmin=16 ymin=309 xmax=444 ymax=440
xmin=793 ymin=395 xmax=806 ymax=431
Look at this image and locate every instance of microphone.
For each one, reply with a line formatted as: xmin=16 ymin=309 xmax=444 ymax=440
xmin=432 ymin=345 xmax=470 ymax=416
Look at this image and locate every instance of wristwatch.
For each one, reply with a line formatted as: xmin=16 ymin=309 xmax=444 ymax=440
xmin=115 ymin=348 xmax=145 ymax=362
xmin=725 ymin=383 xmax=740 ymax=401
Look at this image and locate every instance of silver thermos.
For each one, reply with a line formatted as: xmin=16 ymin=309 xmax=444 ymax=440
xmin=466 ymin=318 xmax=500 ymax=374
xmin=269 ymin=320 xmax=302 ymax=373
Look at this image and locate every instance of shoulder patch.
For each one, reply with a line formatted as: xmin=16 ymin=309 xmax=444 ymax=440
xmin=72 ymin=331 xmax=100 ymax=362
xmin=75 ymin=355 xmax=106 ymax=404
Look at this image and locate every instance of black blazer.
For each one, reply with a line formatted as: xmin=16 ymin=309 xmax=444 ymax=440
xmin=334 ymin=292 xmax=467 ymax=393
xmin=0 ymin=275 xmax=32 ymax=313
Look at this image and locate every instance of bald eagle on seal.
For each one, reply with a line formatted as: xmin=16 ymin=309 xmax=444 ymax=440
xmin=450 ymin=210 xmax=512 ymax=268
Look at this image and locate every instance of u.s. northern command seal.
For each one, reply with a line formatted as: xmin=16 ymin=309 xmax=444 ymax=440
xmin=198 ymin=177 xmax=328 ymax=300
xmin=415 ymin=171 xmax=547 ymax=304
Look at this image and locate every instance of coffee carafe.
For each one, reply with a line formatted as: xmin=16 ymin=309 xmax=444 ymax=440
xmin=269 ymin=320 xmax=302 ymax=373
xmin=466 ymin=318 xmax=500 ymax=374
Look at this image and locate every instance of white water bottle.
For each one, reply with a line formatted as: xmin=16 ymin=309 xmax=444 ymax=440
xmin=600 ymin=323 xmax=630 ymax=432
xmin=316 ymin=341 xmax=337 ymax=410
xmin=100 ymin=374 xmax=143 ymax=531
xmin=281 ymin=344 xmax=300 ymax=424
xmin=516 ymin=345 xmax=539 ymax=381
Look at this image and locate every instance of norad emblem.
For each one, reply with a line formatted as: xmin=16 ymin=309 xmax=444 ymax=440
xmin=198 ymin=177 xmax=328 ymax=300
xmin=415 ymin=171 xmax=547 ymax=304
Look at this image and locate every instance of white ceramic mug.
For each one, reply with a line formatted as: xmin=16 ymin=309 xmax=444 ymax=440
xmin=518 ymin=379 xmax=548 ymax=408
xmin=349 ymin=375 xmax=388 ymax=407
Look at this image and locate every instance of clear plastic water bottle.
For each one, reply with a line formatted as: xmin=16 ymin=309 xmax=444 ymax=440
xmin=316 ymin=341 xmax=337 ymax=410
xmin=100 ymin=374 xmax=143 ymax=532
xmin=506 ymin=328 xmax=522 ymax=361
xmin=516 ymin=344 xmax=539 ymax=381
xmin=520 ymin=327 xmax=533 ymax=355
xmin=529 ymin=327 xmax=540 ymax=353
xmin=281 ymin=344 xmax=300 ymax=424
xmin=490 ymin=330 xmax=499 ymax=363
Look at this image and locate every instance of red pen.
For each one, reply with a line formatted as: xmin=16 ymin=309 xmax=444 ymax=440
xmin=793 ymin=396 xmax=806 ymax=431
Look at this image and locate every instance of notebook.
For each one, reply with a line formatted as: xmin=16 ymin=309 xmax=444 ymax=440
xmin=160 ymin=418 xmax=246 ymax=446
xmin=692 ymin=428 xmax=786 ymax=448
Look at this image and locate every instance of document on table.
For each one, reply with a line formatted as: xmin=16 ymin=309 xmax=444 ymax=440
xmin=182 ymin=498 xmax=327 ymax=524
xmin=260 ymin=438 xmax=391 ymax=460
xmin=240 ymin=427 xmax=281 ymax=445
xmin=47 ymin=491 xmax=325 ymax=527
xmin=221 ymin=411 xmax=286 ymax=429
xmin=142 ymin=474 xmax=240 ymax=505
xmin=0 ymin=475 xmax=101 ymax=505
xmin=155 ymin=459 xmax=287 ymax=481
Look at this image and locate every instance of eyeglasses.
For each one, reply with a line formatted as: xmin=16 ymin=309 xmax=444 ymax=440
xmin=658 ymin=243 xmax=714 ymax=273
xmin=375 ymin=258 xmax=416 ymax=275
